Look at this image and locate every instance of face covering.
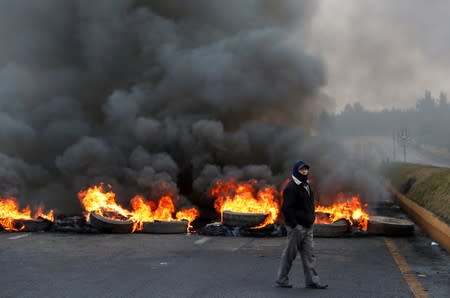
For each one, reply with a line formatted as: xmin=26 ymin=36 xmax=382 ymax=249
xmin=292 ymin=160 xmax=310 ymax=184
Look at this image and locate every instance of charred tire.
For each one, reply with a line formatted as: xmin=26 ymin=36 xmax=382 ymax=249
xmin=89 ymin=212 xmax=134 ymax=234
xmin=313 ymin=219 xmax=349 ymax=237
xmin=14 ymin=218 xmax=53 ymax=232
xmin=367 ymin=216 xmax=414 ymax=236
xmin=222 ymin=211 xmax=268 ymax=228
xmin=142 ymin=220 xmax=188 ymax=234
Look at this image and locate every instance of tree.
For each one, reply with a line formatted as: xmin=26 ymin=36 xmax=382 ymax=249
xmin=439 ymin=92 xmax=448 ymax=110
xmin=416 ymin=90 xmax=435 ymax=113
xmin=353 ymin=102 xmax=364 ymax=113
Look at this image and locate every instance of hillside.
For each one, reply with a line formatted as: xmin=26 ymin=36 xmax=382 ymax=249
xmin=381 ymin=163 xmax=450 ymax=225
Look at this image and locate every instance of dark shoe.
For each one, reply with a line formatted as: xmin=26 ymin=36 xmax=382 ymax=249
xmin=306 ymin=283 xmax=328 ymax=289
xmin=276 ymin=281 xmax=293 ymax=288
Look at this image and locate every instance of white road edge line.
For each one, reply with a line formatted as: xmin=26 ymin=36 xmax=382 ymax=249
xmin=194 ymin=237 xmax=210 ymax=245
xmin=8 ymin=233 xmax=30 ymax=240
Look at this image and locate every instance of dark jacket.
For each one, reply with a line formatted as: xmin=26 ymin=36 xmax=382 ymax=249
xmin=281 ymin=180 xmax=315 ymax=228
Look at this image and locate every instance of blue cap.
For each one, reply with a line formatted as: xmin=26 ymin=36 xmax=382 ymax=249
xmin=293 ymin=160 xmax=310 ymax=173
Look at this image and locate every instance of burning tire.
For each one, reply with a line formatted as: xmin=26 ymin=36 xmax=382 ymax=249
xmin=313 ymin=219 xmax=349 ymax=237
xmin=142 ymin=220 xmax=188 ymax=234
xmin=13 ymin=218 xmax=53 ymax=232
xmin=222 ymin=210 xmax=268 ymax=228
xmin=367 ymin=216 xmax=414 ymax=236
xmin=88 ymin=212 xmax=134 ymax=234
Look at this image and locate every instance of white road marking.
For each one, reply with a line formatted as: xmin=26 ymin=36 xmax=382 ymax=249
xmin=231 ymin=241 xmax=249 ymax=252
xmin=8 ymin=233 xmax=30 ymax=240
xmin=194 ymin=237 xmax=211 ymax=245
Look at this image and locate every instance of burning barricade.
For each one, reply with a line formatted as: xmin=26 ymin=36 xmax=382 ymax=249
xmin=314 ymin=193 xmax=370 ymax=237
xmin=203 ymin=179 xmax=380 ymax=237
xmin=77 ymin=184 xmax=199 ymax=234
xmin=0 ymin=197 xmax=54 ymax=232
xmin=211 ymin=178 xmax=280 ymax=228
xmin=314 ymin=194 xmax=414 ymax=236
xmin=0 ymin=181 xmax=413 ymax=237
xmin=315 ymin=194 xmax=370 ymax=230
xmin=130 ymin=195 xmax=199 ymax=233
xmin=202 ymin=178 xmax=283 ymax=237
xmin=78 ymin=185 xmax=134 ymax=233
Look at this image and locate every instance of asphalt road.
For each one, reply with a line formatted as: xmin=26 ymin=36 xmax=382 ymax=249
xmin=369 ymin=136 xmax=450 ymax=168
xmin=1 ymin=227 xmax=448 ymax=298
xmin=340 ymin=136 xmax=450 ymax=168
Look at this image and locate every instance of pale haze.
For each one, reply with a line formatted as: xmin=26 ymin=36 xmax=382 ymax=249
xmin=306 ymin=0 xmax=450 ymax=111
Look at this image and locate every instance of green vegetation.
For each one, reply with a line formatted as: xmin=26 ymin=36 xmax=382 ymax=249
xmin=381 ymin=163 xmax=450 ymax=225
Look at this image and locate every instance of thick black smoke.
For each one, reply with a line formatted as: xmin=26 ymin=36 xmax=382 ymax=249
xmin=0 ymin=0 xmax=386 ymax=215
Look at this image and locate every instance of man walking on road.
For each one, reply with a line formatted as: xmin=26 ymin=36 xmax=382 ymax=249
xmin=276 ymin=160 xmax=328 ymax=289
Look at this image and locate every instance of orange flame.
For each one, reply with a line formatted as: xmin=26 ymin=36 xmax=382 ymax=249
xmin=210 ymin=178 xmax=280 ymax=228
xmin=130 ymin=195 xmax=199 ymax=231
xmin=36 ymin=206 xmax=55 ymax=222
xmin=0 ymin=197 xmax=54 ymax=231
xmin=315 ymin=193 xmax=370 ymax=231
xmin=176 ymin=208 xmax=200 ymax=225
xmin=78 ymin=184 xmax=199 ymax=232
xmin=77 ymin=184 xmax=131 ymax=221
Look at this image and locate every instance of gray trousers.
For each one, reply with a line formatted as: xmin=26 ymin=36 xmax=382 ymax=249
xmin=276 ymin=225 xmax=320 ymax=286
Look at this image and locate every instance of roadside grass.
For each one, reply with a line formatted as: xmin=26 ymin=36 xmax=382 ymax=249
xmin=381 ymin=162 xmax=450 ymax=225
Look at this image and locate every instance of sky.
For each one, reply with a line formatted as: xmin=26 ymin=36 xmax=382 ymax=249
xmin=304 ymin=0 xmax=450 ymax=111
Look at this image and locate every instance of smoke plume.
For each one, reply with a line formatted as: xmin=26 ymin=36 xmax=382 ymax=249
xmin=0 ymin=0 xmax=386 ymax=215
